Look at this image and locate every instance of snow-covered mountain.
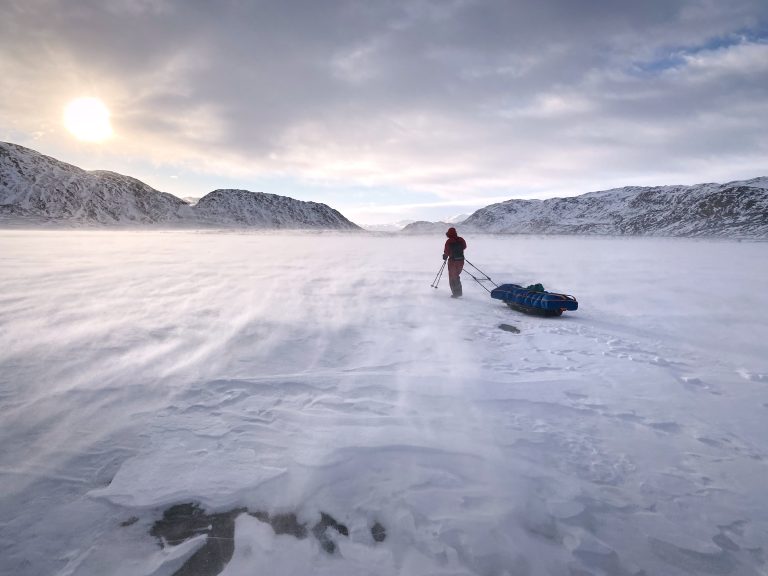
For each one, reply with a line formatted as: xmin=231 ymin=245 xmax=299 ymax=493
xmin=461 ymin=179 xmax=768 ymax=238
xmin=194 ymin=189 xmax=359 ymax=230
xmin=0 ymin=141 xmax=192 ymax=225
xmin=0 ymin=142 xmax=360 ymax=230
xmin=399 ymin=215 xmax=467 ymax=234
xmin=400 ymin=220 xmax=457 ymax=234
xmin=361 ymin=219 xmax=416 ymax=232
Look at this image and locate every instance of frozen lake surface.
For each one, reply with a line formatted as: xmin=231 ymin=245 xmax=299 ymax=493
xmin=1 ymin=230 xmax=767 ymax=576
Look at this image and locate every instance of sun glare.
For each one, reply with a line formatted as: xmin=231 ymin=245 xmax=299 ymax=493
xmin=63 ymin=97 xmax=114 ymax=142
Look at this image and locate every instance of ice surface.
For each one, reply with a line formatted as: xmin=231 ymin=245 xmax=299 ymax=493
xmin=1 ymin=231 xmax=767 ymax=576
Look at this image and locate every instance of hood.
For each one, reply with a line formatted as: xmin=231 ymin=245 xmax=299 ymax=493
xmin=446 ymin=227 xmax=457 ymax=238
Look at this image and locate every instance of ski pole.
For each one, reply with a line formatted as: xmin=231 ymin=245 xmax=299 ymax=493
xmin=431 ymin=260 xmax=447 ymax=288
xmin=431 ymin=260 xmax=446 ymax=288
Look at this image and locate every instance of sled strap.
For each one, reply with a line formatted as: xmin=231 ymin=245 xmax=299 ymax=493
xmin=464 ymin=259 xmax=499 ymax=288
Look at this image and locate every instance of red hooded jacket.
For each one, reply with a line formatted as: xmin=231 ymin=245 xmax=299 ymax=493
xmin=443 ymin=227 xmax=466 ymax=260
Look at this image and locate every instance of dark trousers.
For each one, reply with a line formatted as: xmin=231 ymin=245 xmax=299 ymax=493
xmin=448 ymin=259 xmax=464 ymax=296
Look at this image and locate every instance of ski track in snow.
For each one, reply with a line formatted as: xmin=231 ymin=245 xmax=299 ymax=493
xmin=0 ymin=231 xmax=767 ymax=576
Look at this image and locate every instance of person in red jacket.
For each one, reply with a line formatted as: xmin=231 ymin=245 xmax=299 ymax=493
xmin=442 ymin=227 xmax=467 ymax=298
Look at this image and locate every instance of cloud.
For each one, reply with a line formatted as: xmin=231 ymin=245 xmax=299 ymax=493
xmin=1 ymin=0 xmax=767 ymax=211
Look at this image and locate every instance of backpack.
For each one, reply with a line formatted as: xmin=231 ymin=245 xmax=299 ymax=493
xmin=449 ymin=238 xmax=465 ymax=260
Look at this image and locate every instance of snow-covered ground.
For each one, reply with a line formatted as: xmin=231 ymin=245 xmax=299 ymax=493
xmin=1 ymin=230 xmax=766 ymax=576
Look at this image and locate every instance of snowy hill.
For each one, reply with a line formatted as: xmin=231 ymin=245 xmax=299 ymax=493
xmin=0 ymin=142 xmax=360 ymax=230
xmin=0 ymin=141 xmax=191 ymax=225
xmin=400 ymin=220 xmax=456 ymax=234
xmin=361 ymin=219 xmax=416 ymax=232
xmin=400 ymin=215 xmax=467 ymax=234
xmin=463 ymin=178 xmax=768 ymax=238
xmin=194 ymin=189 xmax=360 ymax=230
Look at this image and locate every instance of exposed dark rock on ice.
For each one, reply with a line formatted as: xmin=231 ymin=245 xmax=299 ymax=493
xmin=151 ymin=503 xmax=244 ymax=576
xmin=120 ymin=516 xmax=139 ymax=527
xmin=371 ymin=521 xmax=386 ymax=542
xmin=150 ymin=503 xmax=356 ymax=576
xmin=248 ymin=510 xmax=308 ymax=539
xmin=310 ymin=511 xmax=350 ymax=554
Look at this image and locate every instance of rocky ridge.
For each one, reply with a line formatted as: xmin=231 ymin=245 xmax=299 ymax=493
xmin=403 ymin=178 xmax=768 ymax=239
xmin=0 ymin=142 xmax=359 ymax=230
xmin=194 ymin=189 xmax=357 ymax=229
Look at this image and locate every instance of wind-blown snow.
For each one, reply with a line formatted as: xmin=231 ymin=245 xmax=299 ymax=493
xmin=1 ymin=231 xmax=766 ymax=576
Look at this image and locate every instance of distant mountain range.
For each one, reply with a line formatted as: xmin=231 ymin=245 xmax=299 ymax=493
xmin=399 ymin=220 xmax=457 ymax=234
xmin=362 ymin=214 xmax=468 ymax=232
xmin=361 ymin=220 xmax=416 ymax=232
xmin=403 ymin=178 xmax=768 ymax=239
xmin=3 ymin=141 xmax=766 ymax=238
xmin=0 ymin=142 xmax=360 ymax=230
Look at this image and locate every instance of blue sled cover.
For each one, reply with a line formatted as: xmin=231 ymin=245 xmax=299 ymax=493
xmin=491 ymin=284 xmax=578 ymax=316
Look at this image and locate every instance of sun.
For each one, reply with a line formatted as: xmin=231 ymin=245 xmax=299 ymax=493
xmin=63 ymin=97 xmax=114 ymax=142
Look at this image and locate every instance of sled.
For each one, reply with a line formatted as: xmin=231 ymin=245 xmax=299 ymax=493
xmin=490 ymin=283 xmax=578 ymax=317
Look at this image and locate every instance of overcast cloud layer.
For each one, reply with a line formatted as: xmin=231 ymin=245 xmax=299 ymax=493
xmin=1 ymin=0 xmax=767 ymax=221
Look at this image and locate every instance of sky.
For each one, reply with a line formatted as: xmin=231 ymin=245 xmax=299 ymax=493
xmin=1 ymin=0 xmax=767 ymax=225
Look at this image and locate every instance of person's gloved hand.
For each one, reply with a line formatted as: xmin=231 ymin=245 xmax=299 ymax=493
xmin=442 ymin=254 xmax=448 ymax=261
